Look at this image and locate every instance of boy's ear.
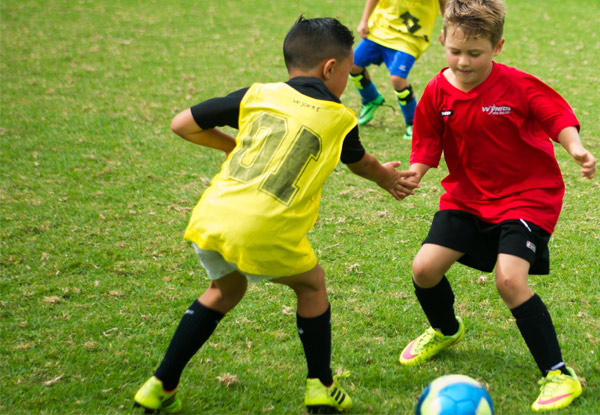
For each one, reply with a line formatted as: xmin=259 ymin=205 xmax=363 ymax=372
xmin=493 ymin=38 xmax=505 ymax=57
xmin=322 ymin=58 xmax=337 ymax=80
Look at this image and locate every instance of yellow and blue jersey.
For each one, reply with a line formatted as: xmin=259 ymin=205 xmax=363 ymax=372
xmin=368 ymin=0 xmax=441 ymax=58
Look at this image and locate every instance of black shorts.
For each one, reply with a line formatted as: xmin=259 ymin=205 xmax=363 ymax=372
xmin=423 ymin=210 xmax=551 ymax=275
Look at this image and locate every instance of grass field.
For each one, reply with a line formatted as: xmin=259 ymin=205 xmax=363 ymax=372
xmin=1 ymin=0 xmax=599 ymax=413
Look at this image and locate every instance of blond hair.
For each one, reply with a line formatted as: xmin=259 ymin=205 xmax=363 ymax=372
xmin=443 ymin=0 xmax=506 ymax=46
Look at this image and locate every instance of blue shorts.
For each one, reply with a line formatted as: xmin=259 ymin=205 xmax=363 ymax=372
xmin=354 ymin=38 xmax=416 ymax=78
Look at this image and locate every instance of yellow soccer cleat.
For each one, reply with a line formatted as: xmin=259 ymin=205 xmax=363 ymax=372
xmin=133 ymin=376 xmax=182 ymax=414
xmin=532 ymin=367 xmax=582 ymax=412
xmin=305 ymin=373 xmax=353 ymax=413
xmin=400 ymin=316 xmax=464 ymax=366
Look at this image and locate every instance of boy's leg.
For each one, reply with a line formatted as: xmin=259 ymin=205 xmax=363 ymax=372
xmin=350 ymin=38 xmax=385 ymax=125
xmin=400 ymin=244 xmax=464 ymax=365
xmin=135 ymin=270 xmax=246 ymax=414
xmin=413 ymin=244 xmax=462 ymax=333
xmin=350 ymin=65 xmax=381 ymax=106
xmin=154 ymin=271 xmax=247 ymax=389
xmin=272 ymin=264 xmax=352 ymax=412
xmin=350 ymin=65 xmax=385 ymax=125
xmin=155 ymin=272 xmax=246 ymax=390
xmin=273 ymin=264 xmax=331 ymax=384
xmin=495 ymin=254 xmax=582 ymax=411
xmin=496 ymin=254 xmax=567 ymax=375
xmin=391 ymin=76 xmax=416 ymax=140
xmin=387 ymin=50 xmax=417 ymax=139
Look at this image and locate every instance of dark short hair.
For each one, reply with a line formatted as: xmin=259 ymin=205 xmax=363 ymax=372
xmin=283 ymin=16 xmax=354 ymax=72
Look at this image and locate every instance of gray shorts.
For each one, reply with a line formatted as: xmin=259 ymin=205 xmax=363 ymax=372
xmin=192 ymin=243 xmax=275 ymax=283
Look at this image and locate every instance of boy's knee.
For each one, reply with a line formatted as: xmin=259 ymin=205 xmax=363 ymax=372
xmin=201 ymin=280 xmax=247 ymax=313
xmin=495 ymin=271 xmax=532 ymax=307
xmin=412 ymin=258 xmax=438 ymax=287
xmin=390 ymin=75 xmax=409 ymax=91
xmin=394 ymin=84 xmax=415 ymax=105
xmin=495 ymin=273 xmax=519 ymax=294
xmin=350 ymin=65 xmax=365 ymax=76
xmin=350 ymin=68 xmax=369 ymax=88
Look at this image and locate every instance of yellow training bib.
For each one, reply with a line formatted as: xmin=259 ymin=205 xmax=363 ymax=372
xmin=185 ymin=82 xmax=357 ymax=276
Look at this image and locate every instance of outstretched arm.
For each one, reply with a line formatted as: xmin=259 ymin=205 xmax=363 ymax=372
xmin=171 ymin=108 xmax=236 ymax=155
xmin=347 ymin=153 xmax=417 ymax=201
xmin=557 ymin=126 xmax=596 ymax=179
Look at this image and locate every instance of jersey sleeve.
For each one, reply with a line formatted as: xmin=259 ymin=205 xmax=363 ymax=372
xmin=340 ymin=125 xmax=366 ymax=164
xmin=410 ymin=80 xmax=444 ymax=167
xmin=523 ymin=75 xmax=580 ymax=142
xmin=190 ymin=87 xmax=249 ymax=130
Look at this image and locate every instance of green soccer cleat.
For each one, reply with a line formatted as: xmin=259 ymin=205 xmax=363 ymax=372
xmin=399 ymin=316 xmax=464 ymax=366
xmin=402 ymin=124 xmax=413 ymax=141
xmin=358 ymin=94 xmax=385 ymax=125
xmin=134 ymin=376 xmax=182 ymax=414
xmin=532 ymin=367 xmax=582 ymax=411
xmin=305 ymin=374 xmax=353 ymax=413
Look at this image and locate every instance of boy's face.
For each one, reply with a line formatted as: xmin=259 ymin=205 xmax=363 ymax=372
xmin=325 ymin=50 xmax=354 ymax=98
xmin=444 ymin=26 xmax=503 ymax=91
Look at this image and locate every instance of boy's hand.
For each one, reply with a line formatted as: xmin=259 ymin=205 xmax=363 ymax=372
xmin=357 ymin=21 xmax=369 ymax=38
xmin=347 ymin=155 xmax=417 ymax=200
xmin=557 ymin=127 xmax=596 ymax=179
xmin=572 ymin=147 xmax=596 ymax=179
xmin=378 ymin=161 xmax=418 ymax=201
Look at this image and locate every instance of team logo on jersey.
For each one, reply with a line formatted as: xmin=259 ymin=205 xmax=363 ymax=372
xmin=482 ymin=104 xmax=511 ymax=115
xmin=440 ymin=109 xmax=453 ymax=117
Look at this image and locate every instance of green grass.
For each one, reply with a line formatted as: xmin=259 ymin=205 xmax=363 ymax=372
xmin=1 ymin=0 xmax=599 ymax=413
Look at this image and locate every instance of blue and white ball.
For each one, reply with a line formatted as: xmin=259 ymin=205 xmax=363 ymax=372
xmin=416 ymin=374 xmax=494 ymax=415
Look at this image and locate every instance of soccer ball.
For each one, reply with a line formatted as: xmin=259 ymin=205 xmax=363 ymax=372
xmin=416 ymin=374 xmax=494 ymax=415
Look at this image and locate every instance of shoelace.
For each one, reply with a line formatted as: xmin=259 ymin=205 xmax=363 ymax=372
xmin=334 ymin=371 xmax=351 ymax=381
xmin=537 ymin=373 xmax=568 ymax=399
xmin=414 ymin=328 xmax=443 ymax=351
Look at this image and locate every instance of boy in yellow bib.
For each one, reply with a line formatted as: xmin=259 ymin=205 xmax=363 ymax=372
xmin=133 ymin=16 xmax=417 ymax=414
xmin=350 ymin=0 xmax=446 ymax=140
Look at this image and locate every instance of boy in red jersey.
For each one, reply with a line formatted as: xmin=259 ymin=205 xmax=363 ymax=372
xmin=398 ymin=0 xmax=596 ymax=412
xmin=133 ymin=16 xmax=417 ymax=414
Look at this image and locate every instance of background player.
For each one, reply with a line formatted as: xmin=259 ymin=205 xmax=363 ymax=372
xmin=133 ymin=16 xmax=417 ymax=414
xmin=349 ymin=0 xmax=447 ymax=140
xmin=398 ymin=0 xmax=596 ymax=411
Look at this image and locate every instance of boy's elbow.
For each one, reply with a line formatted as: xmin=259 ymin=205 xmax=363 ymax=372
xmin=170 ymin=109 xmax=199 ymax=137
xmin=170 ymin=115 xmax=185 ymax=136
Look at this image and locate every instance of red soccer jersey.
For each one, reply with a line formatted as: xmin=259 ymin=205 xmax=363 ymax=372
xmin=411 ymin=62 xmax=580 ymax=234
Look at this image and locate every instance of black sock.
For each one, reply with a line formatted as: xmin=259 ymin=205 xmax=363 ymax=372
xmin=297 ymin=305 xmax=333 ymax=386
xmin=154 ymin=300 xmax=224 ymax=390
xmin=414 ymin=276 xmax=459 ymax=336
xmin=511 ymin=294 xmax=568 ymax=376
